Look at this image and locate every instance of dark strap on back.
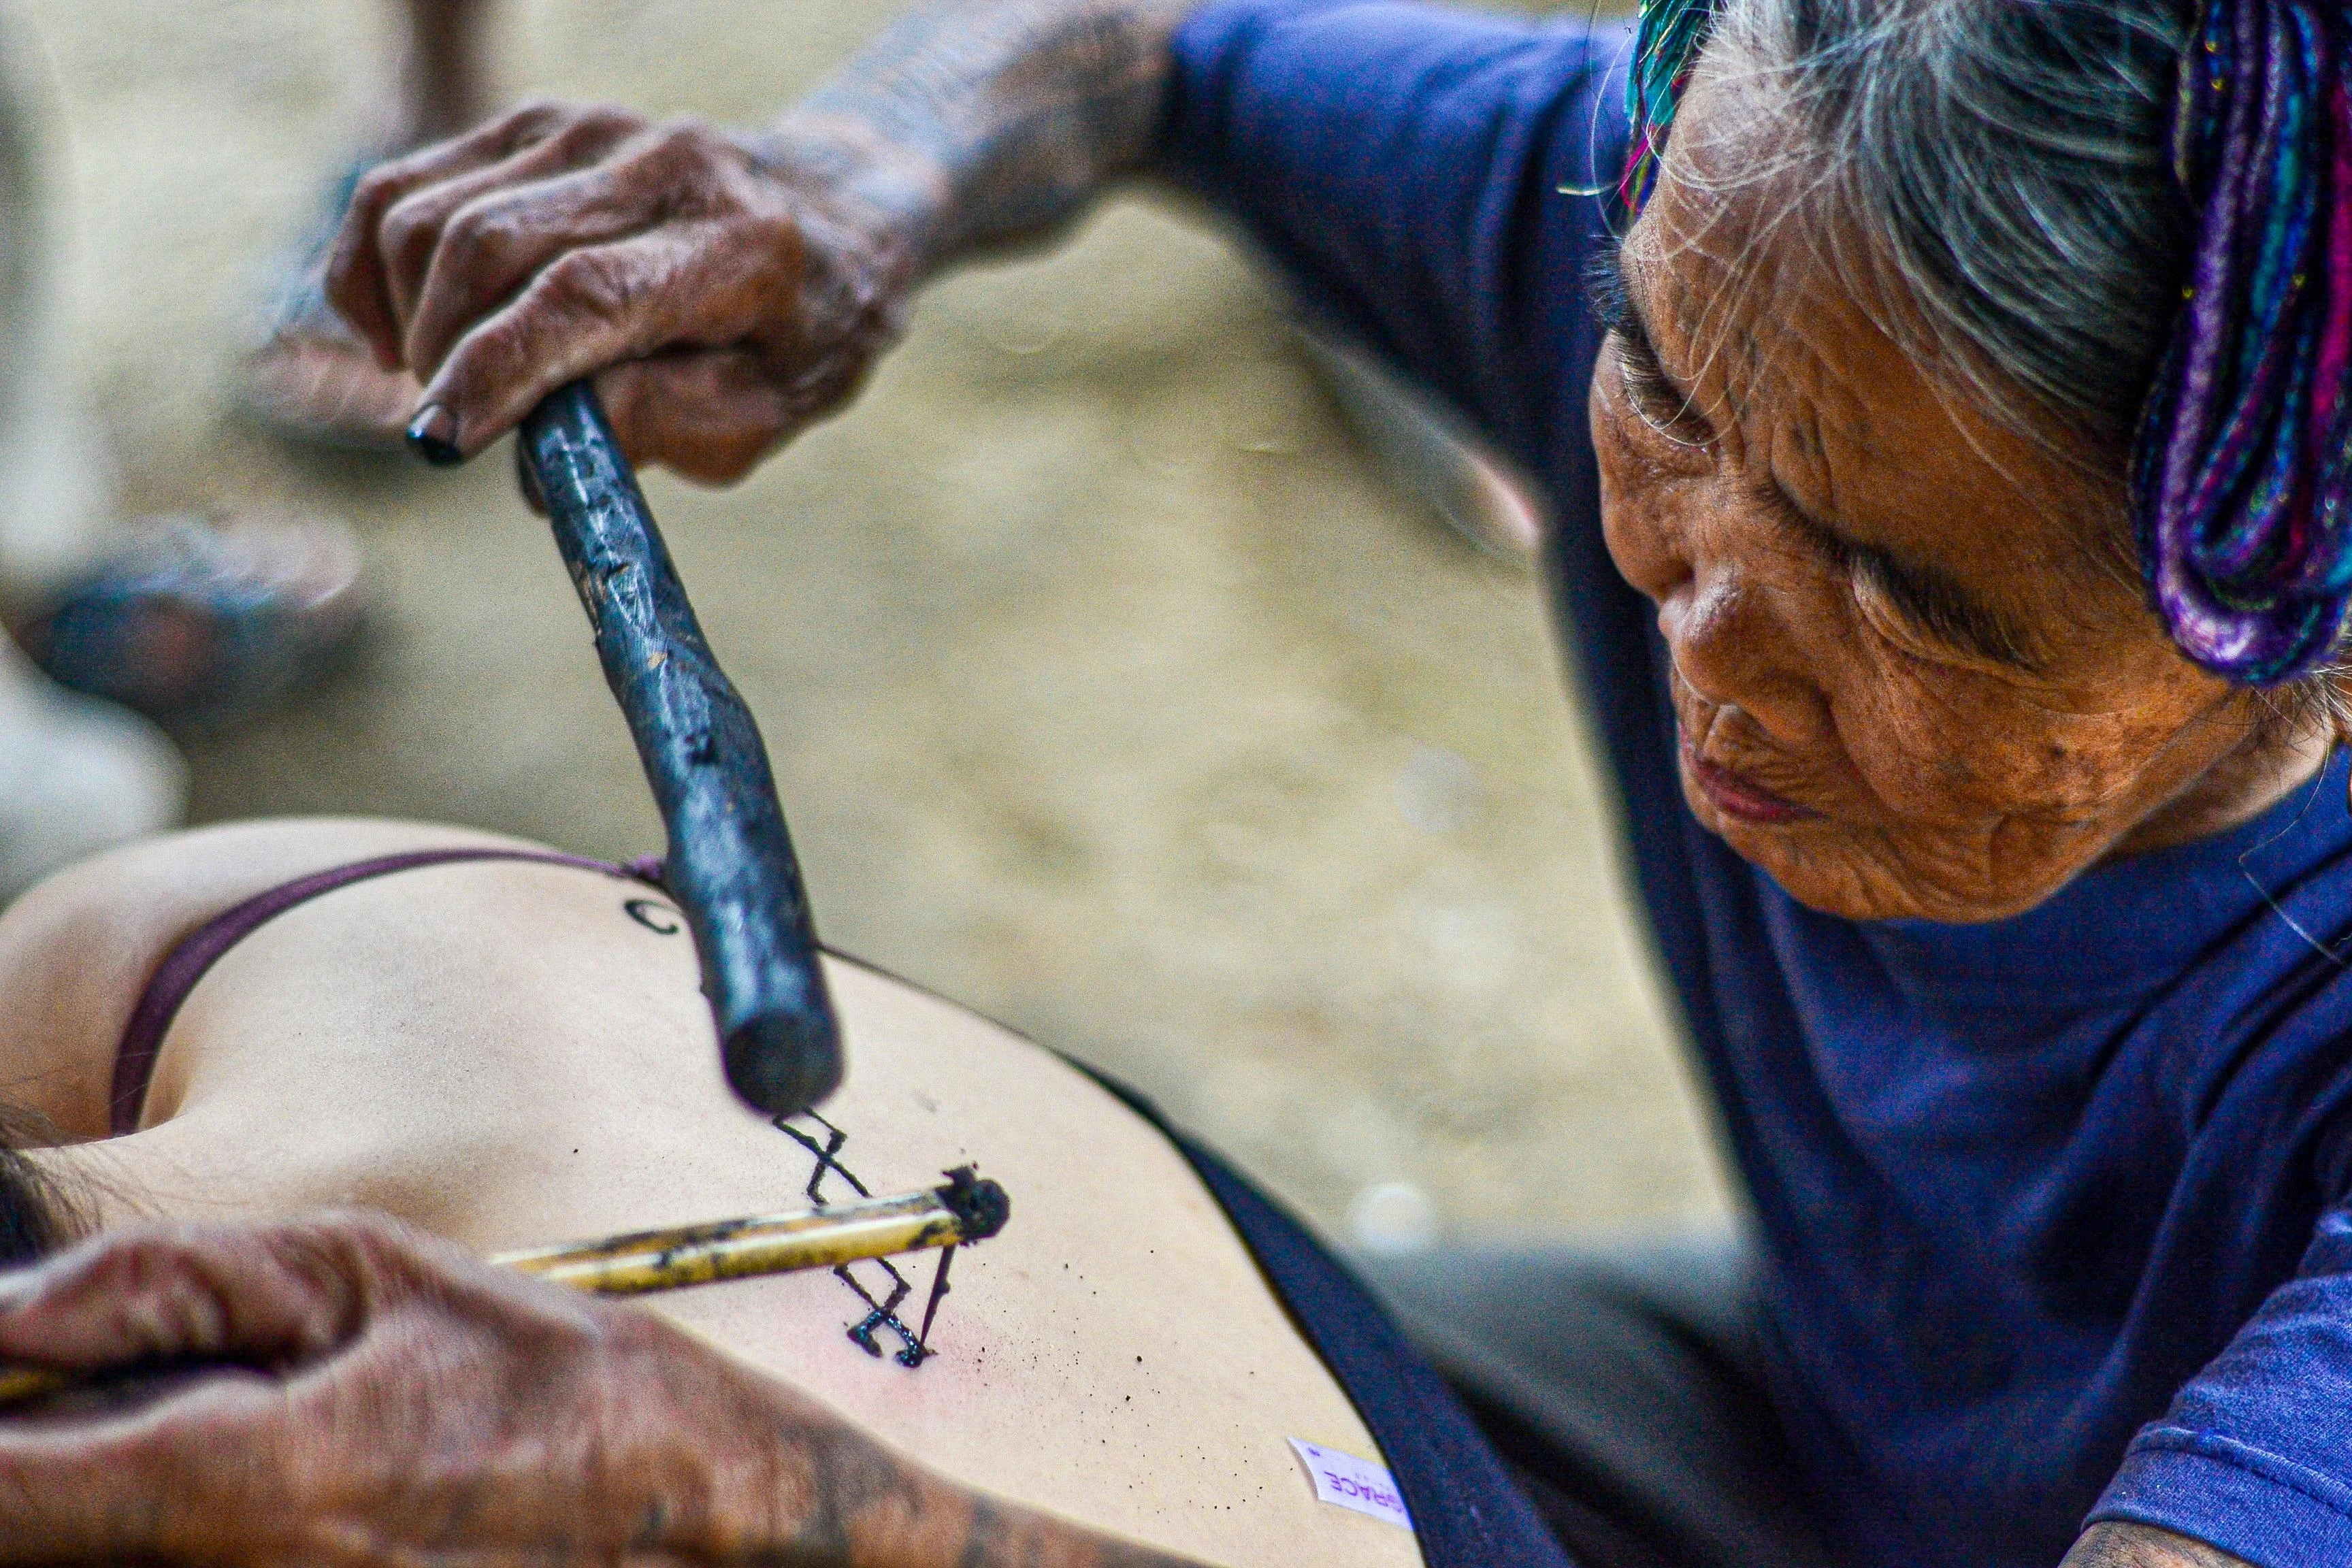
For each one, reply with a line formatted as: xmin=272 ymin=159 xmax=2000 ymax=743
xmin=1073 ymin=1065 xmax=1580 ymax=1568
xmin=110 ymin=848 xmax=651 ymax=1136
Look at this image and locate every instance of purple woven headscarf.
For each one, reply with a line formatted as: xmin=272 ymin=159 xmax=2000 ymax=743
xmin=2136 ymin=0 xmax=2352 ymax=685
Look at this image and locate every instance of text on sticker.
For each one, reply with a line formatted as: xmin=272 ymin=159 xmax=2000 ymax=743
xmin=1288 ymin=1438 xmax=1414 ymax=1531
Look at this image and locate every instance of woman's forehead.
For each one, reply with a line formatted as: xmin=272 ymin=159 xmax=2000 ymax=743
xmin=1624 ymin=65 xmax=2121 ymax=585
xmin=1622 ymin=190 xmax=1927 ymax=544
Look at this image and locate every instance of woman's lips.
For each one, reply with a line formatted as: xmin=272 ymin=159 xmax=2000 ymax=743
xmin=1680 ymin=739 xmax=1819 ymax=825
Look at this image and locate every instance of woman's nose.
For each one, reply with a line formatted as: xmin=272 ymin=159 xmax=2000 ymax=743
xmin=1657 ymin=567 xmax=1819 ymax=747
xmin=1658 ymin=571 xmax=1740 ymax=696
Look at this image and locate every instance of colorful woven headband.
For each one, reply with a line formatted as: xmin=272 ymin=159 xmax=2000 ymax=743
xmin=1619 ymin=0 xmax=1721 ymax=216
xmin=1619 ymin=0 xmax=2352 ymax=688
xmin=2137 ymin=0 xmax=2352 ymax=686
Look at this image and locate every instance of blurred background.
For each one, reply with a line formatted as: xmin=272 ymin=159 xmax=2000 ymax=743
xmin=23 ymin=0 xmax=1730 ymax=1247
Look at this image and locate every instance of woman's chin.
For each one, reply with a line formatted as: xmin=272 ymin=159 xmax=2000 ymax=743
xmin=1684 ymin=786 xmax=2067 ymax=925
xmin=1685 ymin=795 xmax=1871 ymax=916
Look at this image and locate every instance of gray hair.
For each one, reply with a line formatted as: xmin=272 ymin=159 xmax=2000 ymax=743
xmin=1688 ymin=0 xmax=2352 ymax=723
xmin=1701 ymin=0 xmax=2196 ymax=462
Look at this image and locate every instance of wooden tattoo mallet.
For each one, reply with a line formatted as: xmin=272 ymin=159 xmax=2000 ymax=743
xmin=427 ymin=382 xmax=844 ymax=1117
xmin=0 ymin=1168 xmax=1011 ymax=1409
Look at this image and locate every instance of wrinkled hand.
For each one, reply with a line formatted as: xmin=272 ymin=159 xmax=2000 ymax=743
xmin=2062 ymin=1522 xmax=2254 ymax=1568
xmin=325 ymin=101 xmax=924 ymax=484
xmin=0 ymin=1212 xmax=1196 ymax=1566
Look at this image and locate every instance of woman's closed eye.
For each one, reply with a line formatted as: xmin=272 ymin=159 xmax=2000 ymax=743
xmin=1586 ymin=250 xmax=1714 ymax=446
xmin=1808 ymin=520 xmax=2045 ymax=674
xmin=1614 ymin=331 xmax=1713 ymax=442
xmin=1584 ymin=241 xmax=2038 ymax=674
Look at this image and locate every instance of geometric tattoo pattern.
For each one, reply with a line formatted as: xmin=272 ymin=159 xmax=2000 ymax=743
xmin=621 ymin=892 xmax=957 ymax=1369
xmin=771 ymin=1109 xmax=956 ymax=1369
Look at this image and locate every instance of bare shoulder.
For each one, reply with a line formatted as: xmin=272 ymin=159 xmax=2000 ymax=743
xmin=0 ymin=817 xmax=549 ymax=1138
xmin=2064 ymin=1524 xmax=2253 ymax=1567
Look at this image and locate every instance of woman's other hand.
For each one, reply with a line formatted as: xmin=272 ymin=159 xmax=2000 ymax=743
xmin=0 ymin=1212 xmax=1197 ymax=1566
xmin=325 ymin=102 xmax=921 ymax=483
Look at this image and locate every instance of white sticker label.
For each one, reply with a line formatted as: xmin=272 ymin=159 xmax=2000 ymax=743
xmin=1288 ymin=1438 xmax=1415 ymax=1531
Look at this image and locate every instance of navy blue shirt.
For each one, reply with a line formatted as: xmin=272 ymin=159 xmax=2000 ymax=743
xmin=1161 ymin=6 xmax=2352 ymax=1567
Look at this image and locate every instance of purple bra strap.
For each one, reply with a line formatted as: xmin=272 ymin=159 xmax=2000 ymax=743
xmin=110 ymin=847 xmax=661 ymax=1137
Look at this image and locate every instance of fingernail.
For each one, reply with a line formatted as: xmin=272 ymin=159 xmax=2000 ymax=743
xmin=406 ymin=404 xmax=463 ymax=468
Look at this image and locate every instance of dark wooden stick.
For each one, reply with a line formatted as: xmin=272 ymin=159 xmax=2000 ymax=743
xmin=510 ymin=382 xmax=842 ymax=1115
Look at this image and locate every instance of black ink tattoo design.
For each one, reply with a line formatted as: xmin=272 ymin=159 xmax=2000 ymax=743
xmin=624 ymin=898 xmax=683 ymax=934
xmin=630 ymin=884 xmax=957 ymax=1365
xmin=774 ymin=1109 xmax=958 ymax=1368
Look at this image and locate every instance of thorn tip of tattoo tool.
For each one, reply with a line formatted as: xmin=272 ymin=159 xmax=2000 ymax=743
xmin=0 ymin=1169 xmax=1010 ymax=1410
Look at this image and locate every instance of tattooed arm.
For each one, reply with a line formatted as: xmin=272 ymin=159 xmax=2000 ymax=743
xmin=771 ymin=0 xmax=1192 ymax=266
xmin=0 ymin=1212 xmax=1198 ymax=1566
xmin=2062 ymin=1523 xmax=2255 ymax=1568
xmin=326 ymin=0 xmax=1196 ymax=482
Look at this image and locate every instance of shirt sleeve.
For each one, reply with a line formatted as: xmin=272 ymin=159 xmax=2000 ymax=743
xmin=2091 ymin=1205 xmax=2352 ymax=1566
xmin=1156 ymin=0 xmax=1631 ymax=479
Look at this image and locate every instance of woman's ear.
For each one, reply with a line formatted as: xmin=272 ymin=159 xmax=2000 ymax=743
xmin=2267 ymin=672 xmax=2352 ymax=812
xmin=2321 ymin=676 xmax=2352 ymax=811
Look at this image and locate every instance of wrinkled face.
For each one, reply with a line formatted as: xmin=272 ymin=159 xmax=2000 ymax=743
xmin=1590 ymin=54 xmax=2327 ymax=923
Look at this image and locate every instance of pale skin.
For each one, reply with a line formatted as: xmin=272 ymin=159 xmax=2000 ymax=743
xmin=0 ymin=0 xmax=2303 ymax=1561
xmin=0 ymin=819 xmax=1424 ymax=1568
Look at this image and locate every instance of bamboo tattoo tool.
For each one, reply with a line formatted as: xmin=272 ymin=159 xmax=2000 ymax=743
xmin=461 ymin=382 xmax=842 ymax=1116
xmin=0 ymin=1169 xmax=1011 ymax=1409
xmin=492 ymin=1166 xmax=1009 ymax=1292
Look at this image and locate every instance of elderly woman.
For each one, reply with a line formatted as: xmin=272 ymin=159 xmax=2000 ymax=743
xmin=1 ymin=0 xmax=2342 ymax=1566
